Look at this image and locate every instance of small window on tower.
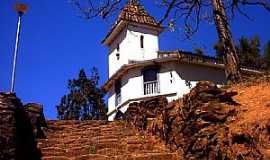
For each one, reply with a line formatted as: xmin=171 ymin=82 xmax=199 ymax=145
xmin=116 ymin=44 xmax=120 ymax=60
xmin=140 ymin=35 xmax=144 ymax=49
xmin=117 ymin=44 xmax=120 ymax=52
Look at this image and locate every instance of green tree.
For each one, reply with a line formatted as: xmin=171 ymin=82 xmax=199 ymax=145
xmin=262 ymin=40 xmax=270 ymax=70
xmin=56 ymin=67 xmax=107 ymax=120
xmin=236 ymin=36 xmax=261 ymax=68
xmin=214 ymin=36 xmax=262 ymax=68
xmin=194 ymin=48 xmax=204 ymax=56
xmin=213 ymin=41 xmax=224 ymax=59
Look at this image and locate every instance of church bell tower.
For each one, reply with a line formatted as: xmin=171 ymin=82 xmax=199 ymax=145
xmin=102 ymin=0 xmax=164 ymax=77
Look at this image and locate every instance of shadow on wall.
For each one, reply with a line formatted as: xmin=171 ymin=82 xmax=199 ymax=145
xmin=0 ymin=93 xmax=45 ymax=160
xmin=15 ymin=105 xmax=42 ymax=160
xmin=175 ymin=63 xmax=227 ymax=84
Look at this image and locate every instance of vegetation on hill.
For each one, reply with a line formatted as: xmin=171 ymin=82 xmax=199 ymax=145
xmin=237 ymin=36 xmax=261 ymax=68
xmin=262 ymin=40 xmax=270 ymax=70
xmin=194 ymin=48 xmax=205 ymax=56
xmin=56 ymin=67 xmax=107 ymax=120
xmin=214 ymin=37 xmax=270 ymax=70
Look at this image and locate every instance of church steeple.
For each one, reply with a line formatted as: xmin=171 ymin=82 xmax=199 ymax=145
xmin=104 ymin=0 xmax=163 ymax=77
xmin=102 ymin=0 xmax=163 ymax=46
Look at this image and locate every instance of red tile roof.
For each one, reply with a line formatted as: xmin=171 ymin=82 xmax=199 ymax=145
xmin=102 ymin=0 xmax=163 ymax=45
xmin=117 ymin=0 xmax=162 ymax=27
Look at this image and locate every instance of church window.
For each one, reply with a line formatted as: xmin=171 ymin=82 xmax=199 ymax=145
xmin=143 ymin=67 xmax=159 ymax=95
xmin=140 ymin=35 xmax=144 ymax=49
xmin=117 ymin=44 xmax=120 ymax=52
xmin=116 ymin=44 xmax=120 ymax=60
xmin=116 ymin=53 xmax=120 ymax=60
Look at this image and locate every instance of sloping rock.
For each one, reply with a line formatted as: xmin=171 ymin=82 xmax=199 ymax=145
xmin=124 ymin=81 xmax=266 ymax=159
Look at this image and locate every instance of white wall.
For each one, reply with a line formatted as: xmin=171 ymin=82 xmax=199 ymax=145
xmin=107 ymin=68 xmax=143 ymax=119
xmin=108 ymin=25 xmax=160 ymax=77
xmin=159 ymin=62 xmax=226 ymax=100
xmin=107 ymin=63 xmax=227 ymax=120
xmin=107 ymin=85 xmax=116 ymax=113
xmin=108 ymin=28 xmax=128 ymax=77
xmin=121 ymin=69 xmax=143 ymax=103
xmin=126 ymin=25 xmax=159 ymax=61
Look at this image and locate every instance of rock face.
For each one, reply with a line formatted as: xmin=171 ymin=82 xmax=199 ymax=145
xmin=24 ymin=103 xmax=47 ymax=138
xmin=0 ymin=93 xmax=20 ymax=160
xmin=38 ymin=120 xmax=179 ymax=160
xmin=0 ymin=93 xmax=45 ymax=160
xmin=124 ymin=81 xmax=267 ymax=159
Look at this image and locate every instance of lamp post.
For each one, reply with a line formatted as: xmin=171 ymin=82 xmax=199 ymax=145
xmin=10 ymin=3 xmax=28 ymax=93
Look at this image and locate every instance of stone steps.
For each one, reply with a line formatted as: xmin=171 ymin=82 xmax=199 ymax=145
xmin=38 ymin=120 xmax=178 ymax=160
xmin=42 ymin=153 xmax=179 ymax=160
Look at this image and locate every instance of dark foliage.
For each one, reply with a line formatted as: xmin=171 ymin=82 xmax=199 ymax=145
xmin=214 ymin=41 xmax=224 ymax=59
xmin=56 ymin=67 xmax=107 ymax=120
xmin=236 ymin=36 xmax=261 ymax=68
xmin=262 ymin=40 xmax=270 ymax=70
xmin=194 ymin=48 xmax=204 ymax=56
xmin=214 ymin=37 xmax=270 ymax=70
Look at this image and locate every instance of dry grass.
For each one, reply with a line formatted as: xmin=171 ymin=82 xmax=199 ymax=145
xmin=232 ymin=80 xmax=270 ymax=126
xmin=229 ymin=79 xmax=270 ymax=159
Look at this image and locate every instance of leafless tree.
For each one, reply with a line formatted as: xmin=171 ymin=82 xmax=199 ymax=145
xmin=70 ymin=0 xmax=270 ymax=83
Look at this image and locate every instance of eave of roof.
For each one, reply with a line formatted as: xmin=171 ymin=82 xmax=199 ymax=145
xmin=102 ymin=56 xmax=224 ymax=91
xmin=102 ymin=50 xmax=263 ymax=91
xmin=102 ymin=20 xmax=163 ymax=46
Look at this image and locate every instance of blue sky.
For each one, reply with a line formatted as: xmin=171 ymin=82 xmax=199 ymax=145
xmin=0 ymin=1 xmax=269 ymax=119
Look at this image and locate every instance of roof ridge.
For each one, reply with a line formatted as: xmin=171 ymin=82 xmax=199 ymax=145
xmin=116 ymin=0 xmax=161 ymax=27
xmin=102 ymin=0 xmax=163 ymax=45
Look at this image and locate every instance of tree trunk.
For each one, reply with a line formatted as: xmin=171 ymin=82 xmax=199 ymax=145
xmin=212 ymin=0 xmax=241 ymax=84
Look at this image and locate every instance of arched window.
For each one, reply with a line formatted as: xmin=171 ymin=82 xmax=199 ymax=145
xmin=140 ymin=35 xmax=144 ymax=49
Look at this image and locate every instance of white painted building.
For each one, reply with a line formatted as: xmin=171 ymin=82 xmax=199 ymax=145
xmin=102 ymin=0 xmax=227 ymax=121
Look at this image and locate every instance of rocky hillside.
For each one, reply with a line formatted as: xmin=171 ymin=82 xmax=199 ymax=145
xmin=125 ymin=78 xmax=270 ymax=160
xmin=230 ymin=78 xmax=270 ymax=158
xmin=38 ymin=120 xmax=179 ymax=160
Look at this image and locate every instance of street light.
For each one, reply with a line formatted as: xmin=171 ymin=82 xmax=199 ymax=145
xmin=10 ymin=3 xmax=28 ymax=93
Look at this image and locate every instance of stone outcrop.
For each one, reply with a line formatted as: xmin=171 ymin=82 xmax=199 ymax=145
xmin=24 ymin=103 xmax=47 ymax=138
xmin=0 ymin=92 xmax=45 ymax=160
xmin=124 ymin=81 xmax=267 ymax=159
xmin=0 ymin=93 xmax=21 ymax=160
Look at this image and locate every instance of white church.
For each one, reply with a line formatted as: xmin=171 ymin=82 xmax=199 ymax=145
xmin=102 ymin=0 xmax=227 ymax=121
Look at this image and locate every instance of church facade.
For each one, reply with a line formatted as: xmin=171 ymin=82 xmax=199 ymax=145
xmin=102 ymin=0 xmax=227 ymax=121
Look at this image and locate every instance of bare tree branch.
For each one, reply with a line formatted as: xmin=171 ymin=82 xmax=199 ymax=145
xmin=158 ymin=0 xmax=177 ymax=25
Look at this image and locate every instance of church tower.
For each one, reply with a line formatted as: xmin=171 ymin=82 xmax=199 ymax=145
xmin=102 ymin=0 xmax=164 ymax=77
